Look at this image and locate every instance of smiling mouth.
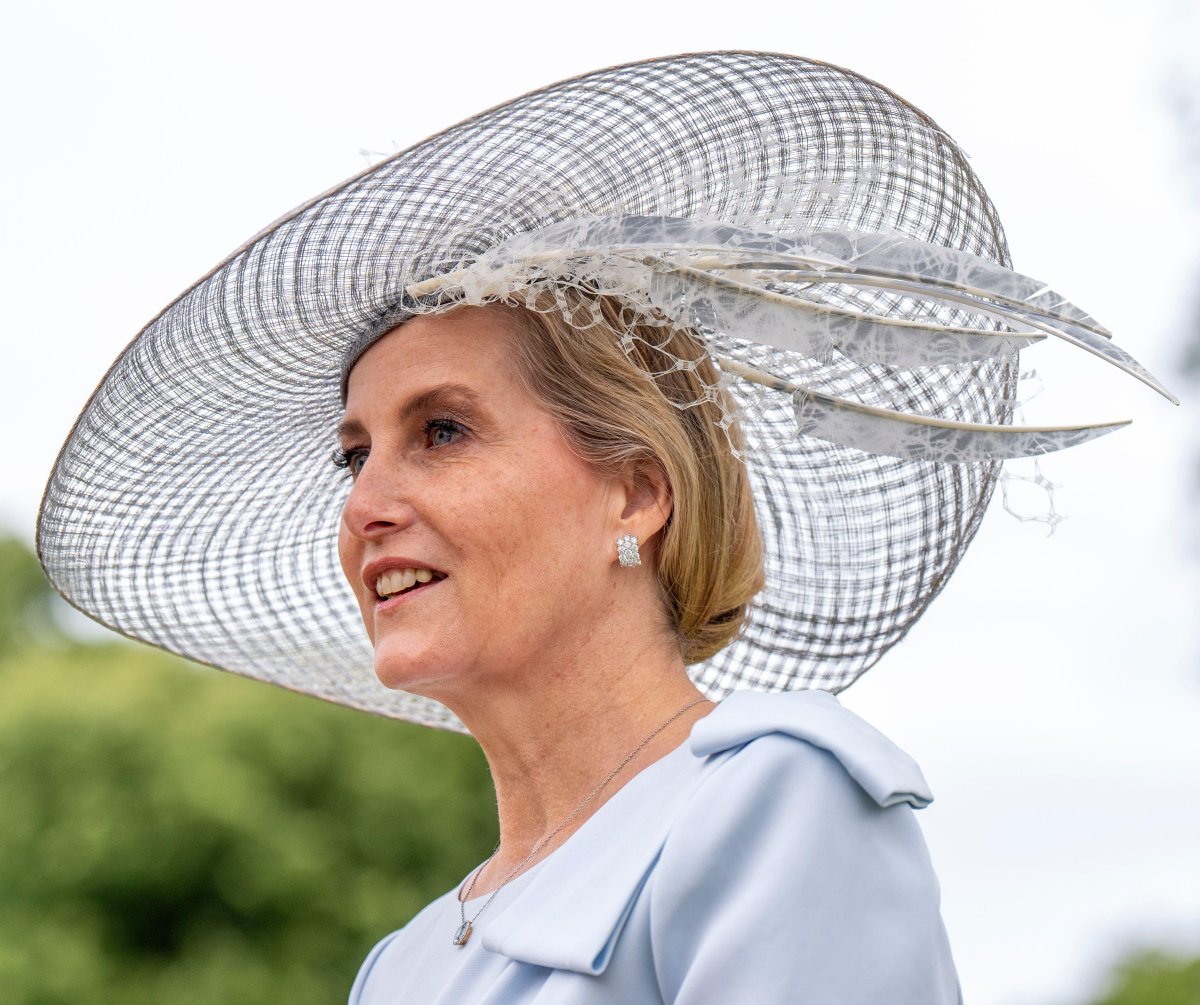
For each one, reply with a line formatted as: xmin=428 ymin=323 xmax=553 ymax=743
xmin=374 ymin=568 xmax=447 ymax=604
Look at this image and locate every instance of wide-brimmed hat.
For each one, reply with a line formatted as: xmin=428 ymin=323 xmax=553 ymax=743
xmin=36 ymin=52 xmax=1172 ymax=730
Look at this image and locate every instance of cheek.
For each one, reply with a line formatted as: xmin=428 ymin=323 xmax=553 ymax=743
xmin=336 ymin=519 xmax=356 ymax=583
xmin=480 ymin=458 xmax=609 ymax=587
xmin=336 ymin=520 xmax=374 ymax=631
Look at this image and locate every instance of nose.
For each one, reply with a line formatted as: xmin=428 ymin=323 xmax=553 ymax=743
xmin=339 ymin=454 xmax=415 ymax=543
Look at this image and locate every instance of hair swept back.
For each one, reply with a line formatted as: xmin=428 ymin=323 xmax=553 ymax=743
xmin=498 ymin=291 xmax=764 ymax=664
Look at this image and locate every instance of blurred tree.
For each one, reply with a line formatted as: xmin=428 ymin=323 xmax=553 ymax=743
xmin=0 ymin=539 xmax=496 ymax=1004
xmin=0 ymin=535 xmax=61 ymax=657
xmin=1087 ymin=949 xmax=1200 ymax=1005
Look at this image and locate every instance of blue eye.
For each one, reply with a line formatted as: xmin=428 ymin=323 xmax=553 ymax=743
xmin=332 ymin=447 xmax=368 ymax=479
xmin=425 ymin=419 xmax=464 ymax=448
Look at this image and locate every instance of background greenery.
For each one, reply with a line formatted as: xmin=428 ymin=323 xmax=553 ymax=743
xmin=0 ymin=535 xmax=1194 ymax=1004
xmin=1089 ymin=951 xmax=1200 ymax=1005
xmin=0 ymin=536 xmax=497 ymax=1003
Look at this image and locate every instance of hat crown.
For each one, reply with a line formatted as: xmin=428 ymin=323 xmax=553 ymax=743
xmin=39 ymin=53 xmax=1022 ymax=725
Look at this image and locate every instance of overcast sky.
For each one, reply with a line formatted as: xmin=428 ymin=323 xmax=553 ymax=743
xmin=3 ymin=2 xmax=1198 ymax=1003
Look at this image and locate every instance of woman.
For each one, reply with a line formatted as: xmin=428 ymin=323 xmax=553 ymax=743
xmin=337 ymin=298 xmax=958 ymax=1002
xmin=37 ymin=53 xmax=1172 ymax=1003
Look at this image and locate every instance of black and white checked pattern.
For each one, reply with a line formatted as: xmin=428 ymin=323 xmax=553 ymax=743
xmin=38 ymin=52 xmax=1014 ymax=729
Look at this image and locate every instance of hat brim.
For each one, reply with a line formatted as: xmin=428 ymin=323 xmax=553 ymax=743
xmin=37 ymin=51 xmax=1015 ymax=728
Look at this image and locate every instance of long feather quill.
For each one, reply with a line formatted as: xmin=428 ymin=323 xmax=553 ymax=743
xmin=718 ymin=358 xmax=1130 ymax=463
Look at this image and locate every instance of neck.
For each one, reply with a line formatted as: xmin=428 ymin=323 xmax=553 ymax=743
xmin=446 ymin=632 xmax=713 ymax=895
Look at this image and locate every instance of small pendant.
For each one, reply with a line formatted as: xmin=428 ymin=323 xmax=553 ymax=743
xmin=453 ymin=920 xmax=473 ymax=946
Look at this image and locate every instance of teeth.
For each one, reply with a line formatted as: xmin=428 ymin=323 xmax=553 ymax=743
xmin=375 ymin=567 xmax=440 ymax=598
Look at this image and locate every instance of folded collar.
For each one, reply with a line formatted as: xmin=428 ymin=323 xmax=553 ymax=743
xmin=482 ymin=688 xmax=932 ymax=975
xmin=481 ymin=731 xmax=707 ymax=975
xmin=690 ymin=689 xmax=933 ymax=809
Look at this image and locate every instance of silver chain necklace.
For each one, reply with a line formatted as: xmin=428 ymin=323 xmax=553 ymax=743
xmin=453 ymin=696 xmax=708 ymax=946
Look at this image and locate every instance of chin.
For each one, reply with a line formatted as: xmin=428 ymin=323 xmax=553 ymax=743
xmin=371 ymin=639 xmax=460 ymax=698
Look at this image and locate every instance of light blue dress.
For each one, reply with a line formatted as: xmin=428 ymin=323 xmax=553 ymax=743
xmin=349 ymin=689 xmax=961 ymax=1004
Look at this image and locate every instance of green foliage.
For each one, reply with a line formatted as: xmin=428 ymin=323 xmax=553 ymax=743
xmin=1088 ymin=949 xmax=1200 ymax=1005
xmin=0 ymin=535 xmax=59 ymax=658
xmin=6 ymin=538 xmax=1197 ymax=1003
xmin=0 ymin=552 xmax=497 ymax=1004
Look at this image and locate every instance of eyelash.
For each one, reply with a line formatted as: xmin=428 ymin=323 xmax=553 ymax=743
xmin=331 ymin=417 xmax=467 ymax=478
xmin=330 ymin=446 xmax=366 ymax=476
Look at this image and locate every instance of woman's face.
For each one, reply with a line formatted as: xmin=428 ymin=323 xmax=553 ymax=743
xmin=337 ymin=306 xmax=629 ymax=700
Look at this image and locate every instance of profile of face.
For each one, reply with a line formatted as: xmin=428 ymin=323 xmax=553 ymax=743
xmin=337 ymin=306 xmax=663 ymax=704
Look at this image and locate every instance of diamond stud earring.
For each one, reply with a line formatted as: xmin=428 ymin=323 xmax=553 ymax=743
xmin=616 ymin=534 xmax=641 ymax=568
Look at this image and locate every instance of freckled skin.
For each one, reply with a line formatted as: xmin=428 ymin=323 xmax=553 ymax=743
xmin=337 ymin=308 xmax=632 ymax=706
xmin=338 ymin=306 xmax=713 ymax=891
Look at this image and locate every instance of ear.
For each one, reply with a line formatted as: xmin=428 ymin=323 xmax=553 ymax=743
xmin=613 ymin=457 xmax=673 ymax=544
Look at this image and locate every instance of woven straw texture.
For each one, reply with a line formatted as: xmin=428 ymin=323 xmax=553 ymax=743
xmin=38 ymin=52 xmax=1014 ymax=729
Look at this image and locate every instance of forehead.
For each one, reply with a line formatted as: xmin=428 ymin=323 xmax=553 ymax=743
xmin=339 ymin=305 xmax=539 ymax=437
xmin=346 ymin=306 xmax=518 ymax=392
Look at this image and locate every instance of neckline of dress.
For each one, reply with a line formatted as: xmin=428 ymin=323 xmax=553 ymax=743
xmin=458 ymin=706 xmax=714 ymax=907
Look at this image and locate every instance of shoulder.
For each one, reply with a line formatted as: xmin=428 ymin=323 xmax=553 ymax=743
xmin=648 ymin=690 xmax=959 ymax=1003
xmin=651 ymin=688 xmax=939 ymax=913
xmin=347 ymin=888 xmax=462 ymax=1003
xmin=347 ymin=929 xmax=403 ymax=1005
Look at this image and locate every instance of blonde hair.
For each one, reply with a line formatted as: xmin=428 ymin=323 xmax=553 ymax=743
xmin=499 ymin=292 xmax=764 ymax=664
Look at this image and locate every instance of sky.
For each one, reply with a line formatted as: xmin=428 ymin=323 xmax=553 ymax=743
xmin=3 ymin=2 xmax=1198 ymax=1003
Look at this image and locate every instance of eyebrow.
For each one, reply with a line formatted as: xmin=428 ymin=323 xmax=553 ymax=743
xmin=337 ymin=383 xmax=486 ymax=441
